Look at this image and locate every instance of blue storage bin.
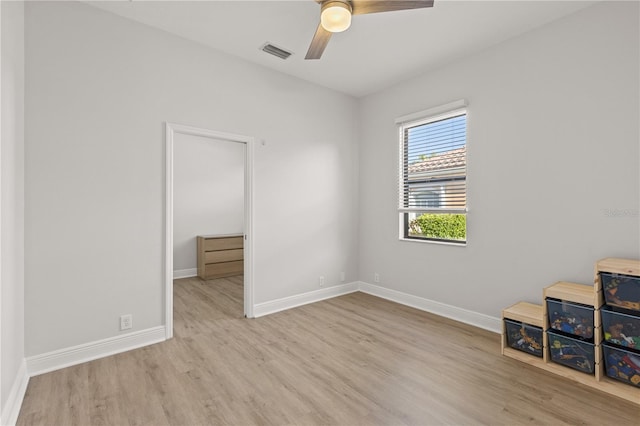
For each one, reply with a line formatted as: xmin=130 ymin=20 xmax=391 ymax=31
xmin=504 ymin=319 xmax=543 ymax=357
xmin=547 ymin=330 xmax=595 ymax=374
xmin=601 ymin=306 xmax=640 ymax=350
xmin=601 ymin=272 xmax=640 ymax=313
xmin=546 ymin=298 xmax=594 ymax=341
xmin=602 ymin=344 xmax=640 ymax=388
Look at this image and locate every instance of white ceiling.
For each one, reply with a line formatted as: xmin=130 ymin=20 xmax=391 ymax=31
xmin=87 ymin=0 xmax=598 ymax=97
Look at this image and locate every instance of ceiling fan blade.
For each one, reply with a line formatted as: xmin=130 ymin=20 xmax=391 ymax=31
xmin=351 ymin=0 xmax=434 ymax=15
xmin=305 ymin=22 xmax=333 ymax=60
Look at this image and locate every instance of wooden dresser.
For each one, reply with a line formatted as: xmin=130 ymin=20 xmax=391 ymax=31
xmin=197 ymin=234 xmax=244 ymax=280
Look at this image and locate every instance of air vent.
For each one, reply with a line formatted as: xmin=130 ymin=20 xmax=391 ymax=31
xmin=260 ymin=42 xmax=293 ymax=60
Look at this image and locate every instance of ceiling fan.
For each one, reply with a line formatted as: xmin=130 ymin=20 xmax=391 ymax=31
xmin=305 ymin=1 xmax=435 ymax=60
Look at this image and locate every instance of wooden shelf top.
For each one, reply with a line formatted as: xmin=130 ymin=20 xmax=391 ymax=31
xmin=544 ymin=281 xmax=596 ymax=306
xmin=596 ymin=258 xmax=640 ymax=276
xmin=502 ymin=302 xmax=543 ymax=327
xmin=197 ymin=233 xmax=243 ymax=239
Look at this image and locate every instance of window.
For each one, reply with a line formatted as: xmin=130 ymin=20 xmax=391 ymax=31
xmin=397 ymin=101 xmax=467 ymax=244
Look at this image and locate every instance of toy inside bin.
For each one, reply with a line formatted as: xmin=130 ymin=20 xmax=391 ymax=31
xmin=601 ymin=305 xmax=640 ymax=350
xmin=504 ymin=319 xmax=543 ymax=357
xmin=602 ymin=343 xmax=640 ymax=388
xmin=547 ymin=330 xmax=595 ymax=374
xmin=601 ymin=272 xmax=640 ymax=312
xmin=546 ymin=298 xmax=594 ymax=341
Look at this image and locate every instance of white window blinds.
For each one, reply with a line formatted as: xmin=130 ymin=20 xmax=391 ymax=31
xmin=399 ymin=108 xmax=467 ymax=214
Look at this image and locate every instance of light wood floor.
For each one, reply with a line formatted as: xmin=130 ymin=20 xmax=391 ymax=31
xmin=18 ymin=277 xmax=639 ymax=425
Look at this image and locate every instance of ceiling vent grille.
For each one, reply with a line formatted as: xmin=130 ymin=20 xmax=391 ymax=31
xmin=260 ymin=43 xmax=293 ymax=60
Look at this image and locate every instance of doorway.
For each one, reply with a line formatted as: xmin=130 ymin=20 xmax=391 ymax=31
xmin=165 ymin=122 xmax=254 ymax=339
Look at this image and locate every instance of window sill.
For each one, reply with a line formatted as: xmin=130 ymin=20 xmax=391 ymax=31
xmin=399 ymin=237 xmax=466 ymax=247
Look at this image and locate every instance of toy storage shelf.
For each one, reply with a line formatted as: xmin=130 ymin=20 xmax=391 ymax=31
xmin=543 ymin=281 xmax=602 ymax=375
xmin=501 ymin=258 xmax=640 ymax=406
xmin=502 ymin=302 xmax=543 ymax=327
xmin=502 ymin=302 xmax=543 ymax=357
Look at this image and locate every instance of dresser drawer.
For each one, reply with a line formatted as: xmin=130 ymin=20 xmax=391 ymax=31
xmin=204 ymin=248 xmax=243 ymax=264
xmin=203 ymin=236 xmax=243 ymax=252
xmin=204 ymin=260 xmax=244 ymax=279
xmin=197 ymin=234 xmax=244 ymax=280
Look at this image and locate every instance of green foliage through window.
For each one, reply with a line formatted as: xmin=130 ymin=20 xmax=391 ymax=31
xmin=409 ymin=213 xmax=466 ymax=241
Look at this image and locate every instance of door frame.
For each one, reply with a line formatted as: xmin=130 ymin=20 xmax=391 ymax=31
xmin=165 ymin=122 xmax=255 ymax=339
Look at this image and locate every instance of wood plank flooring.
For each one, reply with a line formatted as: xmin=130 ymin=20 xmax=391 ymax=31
xmin=18 ymin=276 xmax=640 ymax=425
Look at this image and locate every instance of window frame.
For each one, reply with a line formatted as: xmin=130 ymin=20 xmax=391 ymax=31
xmin=396 ymin=101 xmax=468 ymax=246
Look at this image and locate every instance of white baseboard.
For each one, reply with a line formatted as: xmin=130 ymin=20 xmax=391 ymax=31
xmin=1 ymin=359 xmax=29 ymax=426
xmin=358 ymin=281 xmax=501 ymax=333
xmin=26 ymin=326 xmax=167 ymax=377
xmin=173 ymin=268 xmax=197 ymax=279
xmin=253 ymin=282 xmax=359 ymax=318
xmin=252 ymin=281 xmax=501 ymax=333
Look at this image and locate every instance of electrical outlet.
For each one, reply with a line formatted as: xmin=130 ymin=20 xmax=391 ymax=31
xmin=340 ymin=271 xmax=345 ymax=282
xmin=319 ymin=276 xmax=325 ymax=287
xmin=120 ymin=314 xmax=132 ymax=331
xmin=374 ymin=272 xmax=380 ymax=283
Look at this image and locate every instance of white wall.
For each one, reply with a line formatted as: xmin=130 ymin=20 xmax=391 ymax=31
xmin=25 ymin=1 xmax=359 ymax=357
xmin=358 ymin=1 xmax=640 ymax=319
xmin=173 ymin=133 xmax=244 ymax=274
xmin=1 ymin=0 xmax=26 ymax=422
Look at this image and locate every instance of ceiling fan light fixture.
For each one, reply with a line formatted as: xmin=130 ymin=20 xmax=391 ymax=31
xmin=321 ymin=1 xmax=352 ymax=33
